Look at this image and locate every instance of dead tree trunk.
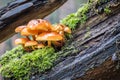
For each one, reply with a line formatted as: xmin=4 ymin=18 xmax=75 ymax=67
xmin=0 ymin=0 xmax=67 ymax=43
xmin=1 ymin=0 xmax=120 ymax=80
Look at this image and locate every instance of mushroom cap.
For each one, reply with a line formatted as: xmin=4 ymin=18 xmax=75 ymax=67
xmin=27 ymin=19 xmax=53 ymax=32
xmin=25 ymin=41 xmax=38 ymax=47
xmin=15 ymin=38 xmax=29 ymax=45
xmin=53 ymin=24 xmax=64 ymax=32
xmin=27 ymin=19 xmax=40 ymax=30
xmin=21 ymin=28 xmax=38 ymax=36
xmin=59 ymin=24 xmax=71 ymax=34
xmin=53 ymin=24 xmax=71 ymax=33
xmin=27 ymin=28 xmax=39 ymax=35
xmin=37 ymin=44 xmax=45 ymax=48
xmin=37 ymin=19 xmax=53 ymax=30
xmin=36 ymin=32 xmax=63 ymax=41
xmin=15 ymin=25 xmax=26 ymax=33
xmin=64 ymin=26 xmax=71 ymax=34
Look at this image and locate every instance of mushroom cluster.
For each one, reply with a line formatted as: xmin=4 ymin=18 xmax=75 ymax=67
xmin=15 ymin=19 xmax=71 ymax=51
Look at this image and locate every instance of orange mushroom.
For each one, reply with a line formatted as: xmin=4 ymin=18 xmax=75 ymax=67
xmin=21 ymin=27 xmax=38 ymax=40
xmin=14 ymin=19 xmax=71 ymax=51
xmin=53 ymin=24 xmax=71 ymax=34
xmin=37 ymin=43 xmax=45 ymax=49
xmin=63 ymin=25 xmax=71 ymax=34
xmin=36 ymin=32 xmax=63 ymax=46
xmin=15 ymin=25 xmax=26 ymax=33
xmin=26 ymin=28 xmax=39 ymax=40
xmin=37 ymin=19 xmax=54 ymax=31
xmin=27 ymin=19 xmax=54 ymax=33
xmin=15 ymin=38 xmax=29 ymax=49
xmin=27 ymin=19 xmax=48 ymax=31
xmin=25 ymin=41 xmax=38 ymax=50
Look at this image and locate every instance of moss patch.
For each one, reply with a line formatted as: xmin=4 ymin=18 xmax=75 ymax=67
xmin=104 ymin=6 xmax=111 ymax=14
xmin=60 ymin=0 xmax=112 ymax=30
xmin=60 ymin=3 xmax=90 ymax=30
xmin=0 ymin=46 xmax=25 ymax=65
xmin=0 ymin=46 xmax=57 ymax=80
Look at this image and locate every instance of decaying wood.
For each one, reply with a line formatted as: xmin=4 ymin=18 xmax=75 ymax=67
xmin=29 ymin=1 xmax=120 ymax=80
xmin=1 ymin=0 xmax=120 ymax=80
xmin=0 ymin=0 xmax=67 ymax=43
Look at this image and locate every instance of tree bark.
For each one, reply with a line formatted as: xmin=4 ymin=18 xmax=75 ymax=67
xmin=30 ymin=1 xmax=120 ymax=80
xmin=0 ymin=0 xmax=67 ymax=43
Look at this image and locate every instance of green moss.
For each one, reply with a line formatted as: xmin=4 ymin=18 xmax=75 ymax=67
xmin=60 ymin=0 xmax=112 ymax=30
xmin=60 ymin=13 xmax=80 ymax=30
xmin=104 ymin=6 xmax=111 ymax=14
xmin=0 ymin=45 xmax=25 ymax=65
xmin=0 ymin=46 xmax=57 ymax=80
xmin=60 ymin=3 xmax=90 ymax=30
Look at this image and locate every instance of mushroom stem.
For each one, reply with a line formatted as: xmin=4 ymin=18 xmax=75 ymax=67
xmin=21 ymin=44 xmax=25 ymax=48
xmin=59 ymin=31 xmax=65 ymax=42
xmin=48 ymin=41 xmax=51 ymax=46
xmin=32 ymin=35 xmax=36 ymax=41
xmin=26 ymin=36 xmax=30 ymax=40
xmin=53 ymin=41 xmax=62 ymax=47
xmin=21 ymin=44 xmax=29 ymax=51
xmin=32 ymin=46 xmax=35 ymax=50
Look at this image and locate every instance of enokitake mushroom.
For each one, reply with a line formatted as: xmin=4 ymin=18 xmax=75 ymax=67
xmin=36 ymin=32 xmax=63 ymax=46
xmin=25 ymin=41 xmax=38 ymax=50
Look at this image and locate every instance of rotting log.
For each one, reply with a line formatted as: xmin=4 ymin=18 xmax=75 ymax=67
xmin=1 ymin=0 xmax=120 ymax=80
xmin=28 ymin=1 xmax=120 ymax=80
xmin=0 ymin=0 xmax=67 ymax=43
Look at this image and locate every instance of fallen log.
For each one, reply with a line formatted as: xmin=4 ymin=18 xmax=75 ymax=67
xmin=1 ymin=0 xmax=120 ymax=80
xmin=28 ymin=0 xmax=120 ymax=80
xmin=0 ymin=0 xmax=67 ymax=43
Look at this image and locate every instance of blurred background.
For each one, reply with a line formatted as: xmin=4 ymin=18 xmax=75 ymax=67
xmin=0 ymin=0 xmax=88 ymax=55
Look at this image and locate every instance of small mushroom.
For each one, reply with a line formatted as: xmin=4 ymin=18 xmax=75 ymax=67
xmin=36 ymin=32 xmax=63 ymax=46
xmin=52 ymin=24 xmax=71 ymax=42
xmin=57 ymin=24 xmax=71 ymax=34
xmin=27 ymin=28 xmax=39 ymax=40
xmin=37 ymin=43 xmax=45 ymax=49
xmin=27 ymin=19 xmax=53 ymax=33
xmin=63 ymin=25 xmax=71 ymax=34
xmin=52 ymin=24 xmax=71 ymax=36
xmin=21 ymin=27 xmax=38 ymax=40
xmin=53 ymin=24 xmax=64 ymax=33
xmin=25 ymin=41 xmax=38 ymax=50
xmin=15 ymin=25 xmax=26 ymax=33
xmin=27 ymin=19 xmax=39 ymax=30
xmin=37 ymin=19 xmax=54 ymax=31
xmin=15 ymin=38 xmax=29 ymax=49
xmin=27 ymin=19 xmax=48 ymax=31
